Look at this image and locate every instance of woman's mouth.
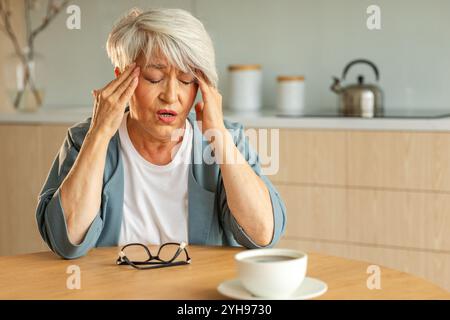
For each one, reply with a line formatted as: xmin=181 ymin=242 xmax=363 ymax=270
xmin=156 ymin=109 xmax=178 ymax=124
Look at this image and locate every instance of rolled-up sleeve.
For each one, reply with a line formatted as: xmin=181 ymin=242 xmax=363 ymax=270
xmin=36 ymin=129 xmax=103 ymax=259
xmin=219 ymin=123 xmax=287 ymax=249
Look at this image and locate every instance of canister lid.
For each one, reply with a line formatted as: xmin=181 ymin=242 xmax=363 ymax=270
xmin=277 ymin=75 xmax=305 ymax=82
xmin=228 ymin=64 xmax=262 ymax=71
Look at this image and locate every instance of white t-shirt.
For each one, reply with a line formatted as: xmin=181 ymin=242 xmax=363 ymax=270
xmin=118 ymin=112 xmax=192 ymax=246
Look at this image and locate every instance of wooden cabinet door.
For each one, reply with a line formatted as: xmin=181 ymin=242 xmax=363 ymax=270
xmin=0 ymin=124 xmax=68 ymax=256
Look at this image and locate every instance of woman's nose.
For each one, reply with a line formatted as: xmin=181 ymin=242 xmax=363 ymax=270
xmin=159 ymin=79 xmax=178 ymax=104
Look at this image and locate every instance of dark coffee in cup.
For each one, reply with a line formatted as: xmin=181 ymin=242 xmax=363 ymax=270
xmin=243 ymin=255 xmax=297 ymax=263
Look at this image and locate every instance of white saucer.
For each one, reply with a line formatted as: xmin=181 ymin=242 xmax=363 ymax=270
xmin=217 ymin=277 xmax=328 ymax=300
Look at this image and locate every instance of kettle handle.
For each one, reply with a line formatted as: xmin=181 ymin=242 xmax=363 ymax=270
xmin=342 ymin=59 xmax=380 ymax=81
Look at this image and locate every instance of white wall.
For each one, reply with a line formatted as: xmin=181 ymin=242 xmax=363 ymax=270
xmin=195 ymin=0 xmax=450 ymax=111
xmin=16 ymin=0 xmax=450 ymax=112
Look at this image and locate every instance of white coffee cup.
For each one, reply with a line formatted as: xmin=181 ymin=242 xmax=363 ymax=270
xmin=235 ymin=248 xmax=307 ymax=298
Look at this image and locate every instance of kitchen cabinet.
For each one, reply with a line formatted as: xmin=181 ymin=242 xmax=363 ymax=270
xmin=271 ymin=130 xmax=347 ymax=185
xmin=0 ymin=122 xmax=449 ymax=291
xmin=0 ymin=124 xmax=68 ymax=256
xmin=347 ymin=131 xmax=450 ymax=191
xmin=265 ymin=128 xmax=450 ymax=292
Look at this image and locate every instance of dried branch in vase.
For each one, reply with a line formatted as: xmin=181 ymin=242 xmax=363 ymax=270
xmin=0 ymin=0 xmax=70 ymax=110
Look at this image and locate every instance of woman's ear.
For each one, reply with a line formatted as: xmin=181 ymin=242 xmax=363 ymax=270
xmin=114 ymin=67 xmax=121 ymax=78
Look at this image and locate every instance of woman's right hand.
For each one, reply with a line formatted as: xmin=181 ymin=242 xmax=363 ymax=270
xmin=90 ymin=63 xmax=140 ymax=139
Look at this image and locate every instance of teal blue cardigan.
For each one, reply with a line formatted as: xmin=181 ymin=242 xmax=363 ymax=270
xmin=36 ymin=111 xmax=287 ymax=259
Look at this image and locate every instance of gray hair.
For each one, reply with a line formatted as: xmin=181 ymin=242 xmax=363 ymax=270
xmin=106 ymin=7 xmax=218 ymax=87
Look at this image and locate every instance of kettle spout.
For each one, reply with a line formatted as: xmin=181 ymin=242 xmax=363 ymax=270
xmin=330 ymin=77 xmax=342 ymax=94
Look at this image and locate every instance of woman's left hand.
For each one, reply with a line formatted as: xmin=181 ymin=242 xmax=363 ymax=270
xmin=194 ymin=75 xmax=226 ymax=134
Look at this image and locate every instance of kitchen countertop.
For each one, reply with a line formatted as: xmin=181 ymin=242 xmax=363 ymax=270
xmin=1 ymin=107 xmax=450 ymax=131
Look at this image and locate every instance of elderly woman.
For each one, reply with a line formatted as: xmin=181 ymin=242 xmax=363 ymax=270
xmin=36 ymin=8 xmax=286 ymax=259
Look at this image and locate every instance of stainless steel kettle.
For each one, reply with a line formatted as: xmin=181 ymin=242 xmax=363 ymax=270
xmin=330 ymin=59 xmax=384 ymax=117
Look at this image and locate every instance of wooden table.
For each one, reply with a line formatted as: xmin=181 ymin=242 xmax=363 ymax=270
xmin=0 ymin=245 xmax=448 ymax=299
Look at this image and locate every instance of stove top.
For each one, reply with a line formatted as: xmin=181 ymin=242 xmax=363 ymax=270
xmin=278 ymin=109 xmax=450 ymax=119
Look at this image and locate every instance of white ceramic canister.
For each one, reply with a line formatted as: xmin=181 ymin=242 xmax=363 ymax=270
xmin=228 ymin=64 xmax=262 ymax=112
xmin=276 ymin=75 xmax=305 ymax=116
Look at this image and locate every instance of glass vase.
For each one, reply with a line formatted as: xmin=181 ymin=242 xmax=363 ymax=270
xmin=4 ymin=50 xmax=46 ymax=112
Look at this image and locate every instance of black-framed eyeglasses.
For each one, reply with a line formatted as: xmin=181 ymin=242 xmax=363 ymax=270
xmin=116 ymin=242 xmax=191 ymax=270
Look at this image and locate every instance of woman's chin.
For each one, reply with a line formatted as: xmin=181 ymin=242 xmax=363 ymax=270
xmin=137 ymin=116 xmax=187 ymax=141
xmin=150 ymin=125 xmax=183 ymax=142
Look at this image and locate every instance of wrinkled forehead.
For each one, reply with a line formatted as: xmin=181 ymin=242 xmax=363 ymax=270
xmin=134 ymin=52 xmax=165 ymax=68
xmin=137 ymin=50 xmax=193 ymax=75
xmin=144 ymin=55 xmax=169 ymax=69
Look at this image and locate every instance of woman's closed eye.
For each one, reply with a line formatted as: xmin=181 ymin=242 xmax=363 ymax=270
xmin=145 ymin=78 xmax=195 ymax=85
xmin=147 ymin=78 xmax=162 ymax=84
xmin=180 ymin=79 xmax=196 ymax=85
